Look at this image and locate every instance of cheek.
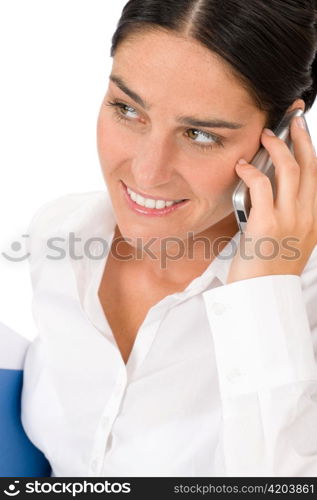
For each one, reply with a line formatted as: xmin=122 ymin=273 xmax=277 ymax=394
xmin=97 ymin=111 xmax=139 ymax=174
xmin=186 ymin=160 xmax=238 ymax=201
xmin=194 ymin=137 xmax=262 ymax=201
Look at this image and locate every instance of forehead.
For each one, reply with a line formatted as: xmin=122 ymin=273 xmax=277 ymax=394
xmin=111 ymin=29 xmax=258 ymax=119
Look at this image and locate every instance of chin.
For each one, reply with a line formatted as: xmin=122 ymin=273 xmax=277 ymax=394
xmin=117 ymin=219 xmax=182 ymax=241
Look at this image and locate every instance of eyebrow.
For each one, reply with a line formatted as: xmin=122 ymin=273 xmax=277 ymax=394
xmin=109 ymin=74 xmax=244 ymax=130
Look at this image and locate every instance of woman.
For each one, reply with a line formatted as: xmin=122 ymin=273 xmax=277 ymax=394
xmin=21 ymin=0 xmax=317 ymax=477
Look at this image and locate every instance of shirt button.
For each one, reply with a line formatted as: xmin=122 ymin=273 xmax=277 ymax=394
xmin=211 ymin=302 xmax=227 ymax=315
xmin=226 ymin=368 xmax=245 ymax=382
xmin=90 ymin=458 xmax=99 ymax=473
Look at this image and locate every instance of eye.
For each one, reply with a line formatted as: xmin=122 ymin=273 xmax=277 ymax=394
xmin=105 ymin=100 xmax=224 ymax=151
xmin=106 ymin=100 xmax=139 ymax=122
xmin=185 ymin=129 xmax=224 ymax=151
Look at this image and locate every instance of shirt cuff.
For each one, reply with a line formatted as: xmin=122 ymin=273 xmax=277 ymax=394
xmin=202 ymin=274 xmax=317 ymax=399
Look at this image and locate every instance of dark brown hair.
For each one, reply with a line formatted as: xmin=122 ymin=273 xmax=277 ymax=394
xmin=110 ymin=0 xmax=317 ymax=128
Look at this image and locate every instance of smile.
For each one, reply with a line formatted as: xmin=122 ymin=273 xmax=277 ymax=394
xmin=120 ymin=181 xmax=190 ymax=217
xmin=127 ymin=186 xmax=184 ymax=209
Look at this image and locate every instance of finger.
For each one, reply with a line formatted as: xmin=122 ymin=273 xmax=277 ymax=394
xmin=290 ymin=116 xmax=317 ymax=211
xmin=235 ymin=160 xmax=274 ymax=220
xmin=261 ymin=128 xmax=300 ymax=215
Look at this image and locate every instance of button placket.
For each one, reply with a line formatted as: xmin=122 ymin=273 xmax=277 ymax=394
xmin=90 ymin=456 xmax=102 ymax=475
xmin=101 ymin=416 xmax=110 ymax=430
xmin=89 ymin=418 xmax=113 ymax=474
xmin=89 ymin=370 xmax=127 ymax=473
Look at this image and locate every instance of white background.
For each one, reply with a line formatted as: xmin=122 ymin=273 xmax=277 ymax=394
xmin=1 ymin=1 xmax=316 ymax=340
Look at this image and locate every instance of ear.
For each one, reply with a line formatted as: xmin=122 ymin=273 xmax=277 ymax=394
xmin=286 ymin=98 xmax=306 ymax=113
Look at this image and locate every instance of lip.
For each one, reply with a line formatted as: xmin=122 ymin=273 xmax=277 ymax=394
xmin=120 ymin=180 xmax=190 ymax=217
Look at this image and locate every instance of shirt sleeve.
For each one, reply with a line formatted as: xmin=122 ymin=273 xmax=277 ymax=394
xmin=202 ymin=266 xmax=317 ymax=476
xmin=25 ymin=192 xmax=91 ymax=290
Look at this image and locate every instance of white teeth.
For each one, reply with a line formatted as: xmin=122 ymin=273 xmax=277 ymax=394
xmin=145 ymin=198 xmax=156 ymax=208
xmin=126 ymin=186 xmax=182 ymax=209
xmin=155 ymin=200 xmax=166 ymax=209
xmin=136 ymin=194 xmax=146 ymax=206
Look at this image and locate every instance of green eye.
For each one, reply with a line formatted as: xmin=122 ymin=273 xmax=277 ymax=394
xmin=106 ymin=100 xmax=224 ymax=151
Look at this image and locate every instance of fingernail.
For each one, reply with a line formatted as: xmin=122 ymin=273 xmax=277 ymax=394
xmin=263 ymin=128 xmax=275 ymax=136
xmin=237 ymin=158 xmax=248 ymax=165
xmin=295 ymin=116 xmax=306 ymax=130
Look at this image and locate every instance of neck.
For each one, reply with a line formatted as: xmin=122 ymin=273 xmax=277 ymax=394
xmin=112 ymin=212 xmax=238 ymax=286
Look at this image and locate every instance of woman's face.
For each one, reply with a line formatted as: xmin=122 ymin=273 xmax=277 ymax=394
xmin=97 ymin=29 xmax=267 ymax=248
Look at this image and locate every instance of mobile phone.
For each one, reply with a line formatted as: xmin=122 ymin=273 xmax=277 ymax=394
xmin=232 ymin=108 xmax=310 ymax=233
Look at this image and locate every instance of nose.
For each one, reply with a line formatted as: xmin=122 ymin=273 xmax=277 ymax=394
xmin=131 ymin=131 xmax=176 ymax=191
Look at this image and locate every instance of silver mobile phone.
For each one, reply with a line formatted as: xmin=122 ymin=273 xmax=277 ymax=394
xmin=232 ymin=108 xmax=310 ymax=233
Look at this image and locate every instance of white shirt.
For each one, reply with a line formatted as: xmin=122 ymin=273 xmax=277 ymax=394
xmin=21 ymin=190 xmax=317 ymax=477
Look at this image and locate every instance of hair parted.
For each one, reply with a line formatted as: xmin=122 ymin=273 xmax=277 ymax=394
xmin=110 ymin=0 xmax=317 ymax=129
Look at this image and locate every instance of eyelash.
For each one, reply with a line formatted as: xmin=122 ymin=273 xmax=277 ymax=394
xmin=105 ymin=100 xmax=224 ymax=151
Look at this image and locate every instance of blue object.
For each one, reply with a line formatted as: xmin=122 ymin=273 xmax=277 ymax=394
xmin=0 ymin=324 xmax=51 ymax=477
